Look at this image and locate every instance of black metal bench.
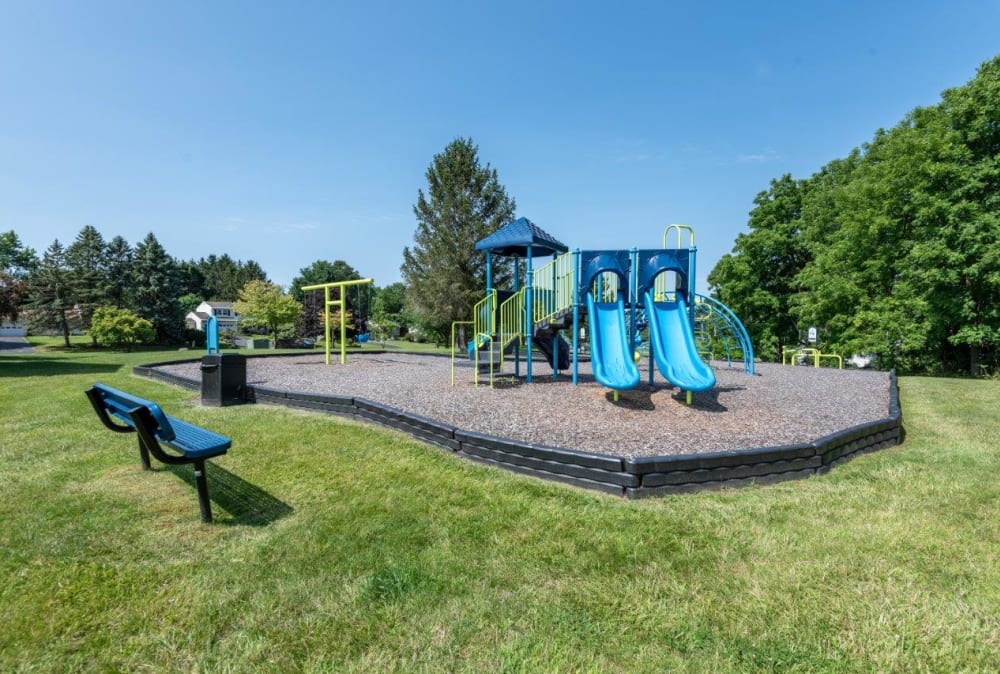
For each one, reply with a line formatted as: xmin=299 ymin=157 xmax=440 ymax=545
xmin=85 ymin=383 xmax=231 ymax=523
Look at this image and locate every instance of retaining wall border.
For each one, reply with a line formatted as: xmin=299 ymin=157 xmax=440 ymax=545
xmin=134 ymin=356 xmax=903 ymax=498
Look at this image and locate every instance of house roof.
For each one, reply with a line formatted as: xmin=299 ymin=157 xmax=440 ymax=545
xmin=474 ymin=217 xmax=569 ymax=258
xmin=203 ymin=301 xmax=234 ymax=308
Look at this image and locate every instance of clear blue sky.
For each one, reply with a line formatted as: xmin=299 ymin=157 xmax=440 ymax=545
xmin=2 ymin=1 xmax=998 ymax=292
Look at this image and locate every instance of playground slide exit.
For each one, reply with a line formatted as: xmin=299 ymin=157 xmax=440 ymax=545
xmin=645 ymin=290 xmax=716 ymax=392
xmin=586 ymin=293 xmax=641 ymax=391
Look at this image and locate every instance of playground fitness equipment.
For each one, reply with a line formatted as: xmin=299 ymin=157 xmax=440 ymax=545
xmin=782 ymin=346 xmax=843 ymax=369
xmin=302 ymin=278 xmax=374 ymax=365
xmin=452 ymin=219 xmax=754 ymax=403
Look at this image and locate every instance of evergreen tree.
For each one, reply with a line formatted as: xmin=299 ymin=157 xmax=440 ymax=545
xmin=25 ymin=240 xmax=76 ymax=346
xmin=401 ymin=137 xmax=516 ymax=343
xmin=177 ymin=259 xmax=209 ymax=299
xmin=104 ymin=236 xmax=133 ymax=309
xmin=66 ymin=225 xmax=108 ymax=345
xmin=128 ymin=233 xmax=184 ymax=343
xmin=192 ymin=254 xmax=269 ymax=300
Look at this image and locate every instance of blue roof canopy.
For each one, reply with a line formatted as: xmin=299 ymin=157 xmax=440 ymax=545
xmin=474 ymin=217 xmax=568 ymax=258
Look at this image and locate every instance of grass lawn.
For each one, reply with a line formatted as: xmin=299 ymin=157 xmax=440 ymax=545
xmin=1 ymin=345 xmax=998 ymax=672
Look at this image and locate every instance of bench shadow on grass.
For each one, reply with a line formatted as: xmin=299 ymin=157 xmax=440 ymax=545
xmin=166 ymin=462 xmax=293 ymax=526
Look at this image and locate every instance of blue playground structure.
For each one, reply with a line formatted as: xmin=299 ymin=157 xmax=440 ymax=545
xmin=453 ymin=218 xmax=754 ymax=402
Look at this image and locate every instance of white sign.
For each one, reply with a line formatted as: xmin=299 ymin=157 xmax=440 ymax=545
xmin=807 ymin=327 xmax=817 ymax=343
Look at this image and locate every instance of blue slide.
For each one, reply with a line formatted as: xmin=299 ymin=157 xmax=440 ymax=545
xmin=586 ymin=293 xmax=640 ymax=390
xmin=645 ymin=290 xmax=716 ymax=392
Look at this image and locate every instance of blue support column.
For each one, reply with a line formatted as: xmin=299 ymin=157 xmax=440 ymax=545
xmin=514 ymin=259 xmax=520 ymax=378
xmin=689 ymin=245 xmax=697 ymax=326
xmin=486 ymin=251 xmax=493 ymax=294
xmin=572 ymin=249 xmax=580 ymax=385
xmin=525 ymin=245 xmax=534 ymax=383
xmin=629 ymin=247 xmax=638 ymax=357
xmin=552 ymin=252 xmax=559 ymax=380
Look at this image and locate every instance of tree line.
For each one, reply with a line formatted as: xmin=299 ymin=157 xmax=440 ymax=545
xmin=709 ymin=55 xmax=1000 ymax=376
xmin=0 ymin=226 xmax=270 ymax=346
xmin=0 ymin=222 xmax=416 ymax=349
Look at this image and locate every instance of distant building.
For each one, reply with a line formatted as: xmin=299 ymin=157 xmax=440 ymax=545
xmin=0 ymin=319 xmax=26 ymax=336
xmin=185 ymin=301 xmax=240 ymax=333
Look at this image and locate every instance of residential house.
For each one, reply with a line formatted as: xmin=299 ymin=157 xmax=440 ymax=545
xmin=186 ymin=301 xmax=240 ymax=333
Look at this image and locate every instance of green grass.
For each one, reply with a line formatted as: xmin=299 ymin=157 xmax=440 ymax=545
xmin=1 ymin=347 xmax=998 ymax=672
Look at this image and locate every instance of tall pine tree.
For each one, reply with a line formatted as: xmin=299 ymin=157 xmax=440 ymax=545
xmin=401 ymin=138 xmax=516 ymax=343
xmin=104 ymin=236 xmax=133 ymax=309
xmin=129 ymin=233 xmax=184 ymax=343
xmin=66 ymin=225 xmax=108 ymax=345
xmin=25 ymin=240 xmax=76 ymax=346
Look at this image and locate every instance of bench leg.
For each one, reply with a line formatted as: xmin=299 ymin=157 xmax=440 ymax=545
xmin=137 ymin=438 xmax=152 ymax=471
xmin=193 ymin=459 xmax=213 ymax=523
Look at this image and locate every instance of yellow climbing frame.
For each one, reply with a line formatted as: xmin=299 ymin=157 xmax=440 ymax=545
xmin=782 ymin=346 xmax=843 ymax=369
xmin=301 ymin=278 xmax=374 ymax=365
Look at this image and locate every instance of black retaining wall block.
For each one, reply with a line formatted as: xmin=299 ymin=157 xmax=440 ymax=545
xmin=245 ymin=386 xmax=287 ymax=404
xmin=627 ymin=466 xmax=817 ymax=498
xmin=458 ymin=440 xmax=637 ymax=488
xmin=624 ymin=443 xmax=815 ymax=475
xmin=150 ymin=370 xmax=200 ymax=391
xmin=637 ymin=455 xmax=822 ymax=488
xmin=134 ymin=360 xmax=905 ymax=499
xmin=461 ymin=451 xmax=627 ymax=496
xmin=283 ymin=390 xmax=355 ymax=416
xmin=454 ymin=430 xmax=623 ymax=472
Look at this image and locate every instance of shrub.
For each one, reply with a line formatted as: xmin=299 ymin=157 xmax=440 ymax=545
xmin=90 ymin=307 xmax=155 ymax=351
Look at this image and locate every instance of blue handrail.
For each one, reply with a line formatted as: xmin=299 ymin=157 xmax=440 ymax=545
xmin=695 ymin=294 xmax=755 ymax=375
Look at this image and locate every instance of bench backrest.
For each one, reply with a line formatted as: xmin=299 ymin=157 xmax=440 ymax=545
xmin=90 ymin=383 xmax=176 ymax=442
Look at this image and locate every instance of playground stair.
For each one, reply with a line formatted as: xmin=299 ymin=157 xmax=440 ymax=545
xmin=470 ymin=334 xmax=519 ymax=372
xmin=534 ymin=331 xmax=571 ymax=370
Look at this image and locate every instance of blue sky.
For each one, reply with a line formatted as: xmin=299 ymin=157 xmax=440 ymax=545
xmin=2 ymin=1 xmax=998 ymax=292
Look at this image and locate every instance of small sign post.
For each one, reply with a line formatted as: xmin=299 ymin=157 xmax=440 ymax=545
xmin=807 ymin=326 xmax=817 ymax=344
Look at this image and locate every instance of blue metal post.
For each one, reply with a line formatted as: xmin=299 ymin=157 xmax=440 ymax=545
xmin=689 ymin=245 xmax=697 ymax=326
xmin=629 ymin=247 xmax=638 ymax=357
xmin=514 ymin=258 xmax=520 ymax=378
xmin=552 ymin=252 xmax=559 ymax=379
xmin=486 ymin=251 xmax=493 ymax=294
xmin=525 ymin=245 xmax=533 ymax=383
xmin=572 ymin=249 xmax=580 ymax=385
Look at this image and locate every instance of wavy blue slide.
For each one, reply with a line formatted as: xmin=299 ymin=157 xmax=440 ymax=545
xmin=645 ymin=290 xmax=716 ymax=392
xmin=586 ymin=293 xmax=640 ymax=390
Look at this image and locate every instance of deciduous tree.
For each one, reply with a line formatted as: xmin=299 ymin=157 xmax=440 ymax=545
xmin=0 ymin=230 xmax=38 ymax=322
xmin=233 ymin=280 xmax=301 ymax=347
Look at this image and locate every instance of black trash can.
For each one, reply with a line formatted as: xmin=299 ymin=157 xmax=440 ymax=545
xmin=200 ymin=354 xmax=246 ymax=407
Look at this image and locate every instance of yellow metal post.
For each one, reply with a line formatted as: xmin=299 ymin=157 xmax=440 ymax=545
xmin=324 ymin=286 xmax=331 ymax=365
xmin=301 ymin=278 xmax=374 ymax=365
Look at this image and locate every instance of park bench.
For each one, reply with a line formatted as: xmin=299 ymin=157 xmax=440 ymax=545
xmin=85 ymin=383 xmax=231 ymax=523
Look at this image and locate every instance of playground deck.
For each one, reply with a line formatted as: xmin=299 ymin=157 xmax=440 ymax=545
xmin=155 ymin=353 xmax=892 ymax=459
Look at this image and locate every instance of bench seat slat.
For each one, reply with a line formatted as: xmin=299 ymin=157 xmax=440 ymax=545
xmin=165 ymin=417 xmax=231 ymax=458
